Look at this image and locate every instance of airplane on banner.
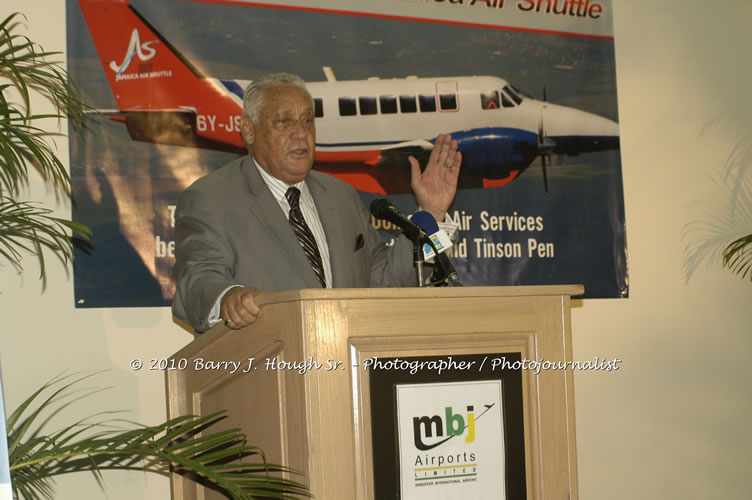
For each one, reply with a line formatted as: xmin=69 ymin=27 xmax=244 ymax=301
xmin=77 ymin=0 xmax=620 ymax=194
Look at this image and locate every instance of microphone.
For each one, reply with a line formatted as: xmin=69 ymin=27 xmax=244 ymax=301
xmin=410 ymin=211 xmax=453 ymax=262
xmin=370 ymin=198 xmax=429 ymax=245
xmin=410 ymin=211 xmax=463 ymax=287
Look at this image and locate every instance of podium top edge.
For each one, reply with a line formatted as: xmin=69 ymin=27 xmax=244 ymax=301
xmin=255 ymin=285 xmax=584 ymax=306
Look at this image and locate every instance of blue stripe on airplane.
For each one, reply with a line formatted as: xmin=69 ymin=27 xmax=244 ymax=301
xmin=220 ymin=79 xmax=244 ymax=99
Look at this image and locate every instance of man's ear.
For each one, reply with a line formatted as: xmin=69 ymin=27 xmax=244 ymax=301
xmin=240 ymin=116 xmax=254 ymax=146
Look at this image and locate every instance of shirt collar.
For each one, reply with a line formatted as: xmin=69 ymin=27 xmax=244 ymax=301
xmin=253 ymin=158 xmax=312 ymax=208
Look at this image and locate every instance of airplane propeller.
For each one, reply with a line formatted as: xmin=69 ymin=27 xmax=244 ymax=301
xmin=538 ymin=120 xmax=549 ymax=193
xmin=537 ymin=111 xmax=555 ymax=193
xmin=536 ymin=84 xmax=555 ymax=193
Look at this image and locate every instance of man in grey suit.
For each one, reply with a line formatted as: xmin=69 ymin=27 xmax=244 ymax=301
xmin=172 ymin=73 xmax=461 ymax=333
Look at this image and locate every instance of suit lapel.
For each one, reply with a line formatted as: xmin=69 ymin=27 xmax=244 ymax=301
xmin=241 ymin=157 xmax=322 ymax=288
xmin=307 ymin=172 xmax=349 ymax=287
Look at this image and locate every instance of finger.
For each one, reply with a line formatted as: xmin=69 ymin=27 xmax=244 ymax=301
xmin=438 ymin=143 xmax=459 ymax=172
xmin=437 ymin=146 xmax=450 ymax=168
xmin=228 ymin=320 xmax=246 ymax=330
xmin=234 ymin=304 xmax=258 ymax=325
xmin=427 ymin=135 xmax=446 ymax=167
xmin=449 ymin=150 xmax=462 ymax=173
xmin=437 ymin=135 xmax=456 ymax=167
xmin=224 ymin=294 xmax=251 ymax=325
xmin=240 ymin=293 xmax=262 ymax=317
xmin=224 ymin=304 xmax=245 ymax=327
xmin=408 ymin=155 xmax=421 ymax=181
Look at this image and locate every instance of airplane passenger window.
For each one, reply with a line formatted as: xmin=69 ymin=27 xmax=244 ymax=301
xmin=380 ymin=95 xmax=398 ymax=114
xmin=359 ymin=96 xmax=378 ymax=115
xmin=501 ymin=92 xmax=515 ymax=108
xmin=439 ymin=93 xmax=457 ymax=111
xmin=481 ymin=91 xmax=500 ymax=110
xmin=314 ymin=98 xmax=323 ymax=118
xmin=339 ymin=97 xmax=357 ymax=116
xmin=419 ymin=94 xmax=437 ymax=112
xmin=399 ymin=95 xmax=417 ymax=113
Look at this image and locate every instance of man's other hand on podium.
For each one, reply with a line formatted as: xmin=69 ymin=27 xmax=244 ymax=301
xmin=221 ymin=286 xmax=264 ymax=329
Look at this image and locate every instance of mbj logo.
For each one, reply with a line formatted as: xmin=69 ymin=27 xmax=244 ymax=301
xmin=109 ymin=29 xmax=158 ymax=76
xmin=412 ymin=405 xmax=475 ymax=451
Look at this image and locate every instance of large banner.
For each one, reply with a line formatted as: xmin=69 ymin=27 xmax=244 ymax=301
xmin=66 ymin=0 xmax=626 ymax=307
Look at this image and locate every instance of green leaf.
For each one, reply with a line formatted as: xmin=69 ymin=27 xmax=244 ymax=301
xmin=7 ymin=373 xmax=311 ymax=499
xmin=722 ymin=234 xmax=752 ymax=280
xmin=0 ymin=12 xmax=92 ymax=283
xmin=683 ymin=171 xmax=752 ymax=283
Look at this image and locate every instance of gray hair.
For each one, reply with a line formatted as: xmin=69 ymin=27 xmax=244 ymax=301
xmin=242 ymin=73 xmax=314 ymax=124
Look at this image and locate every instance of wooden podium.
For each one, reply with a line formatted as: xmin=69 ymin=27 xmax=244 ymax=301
xmin=166 ymin=285 xmax=582 ymax=500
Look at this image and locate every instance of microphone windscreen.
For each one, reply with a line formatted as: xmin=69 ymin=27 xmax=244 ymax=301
xmin=370 ymin=198 xmax=393 ymax=219
xmin=410 ymin=210 xmax=440 ymax=233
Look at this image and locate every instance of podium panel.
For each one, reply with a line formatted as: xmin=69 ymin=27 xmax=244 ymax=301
xmin=166 ymin=286 xmax=582 ymax=500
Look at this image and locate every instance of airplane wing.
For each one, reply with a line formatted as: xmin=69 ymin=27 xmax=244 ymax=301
xmin=86 ymin=108 xmax=245 ymax=154
xmin=380 ymin=139 xmax=434 ymax=152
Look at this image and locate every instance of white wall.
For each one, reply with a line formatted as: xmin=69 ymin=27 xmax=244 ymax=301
xmin=2 ymin=1 xmax=751 ymax=498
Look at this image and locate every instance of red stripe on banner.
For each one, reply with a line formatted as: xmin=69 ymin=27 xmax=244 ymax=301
xmin=315 ymin=150 xmax=382 ymax=165
xmin=320 ymin=172 xmax=387 ymax=195
xmin=482 ymin=169 xmax=522 ymax=188
xmin=182 ymin=0 xmax=615 ymax=41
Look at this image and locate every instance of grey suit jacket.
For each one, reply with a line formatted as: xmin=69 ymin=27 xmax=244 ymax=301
xmin=172 ymin=155 xmax=414 ymax=332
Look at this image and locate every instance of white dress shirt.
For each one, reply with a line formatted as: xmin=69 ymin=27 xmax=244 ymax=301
xmin=254 ymin=161 xmax=333 ymax=286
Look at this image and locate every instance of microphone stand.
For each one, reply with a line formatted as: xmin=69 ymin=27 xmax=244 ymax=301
xmin=413 ymin=242 xmax=426 ymax=287
xmin=413 ymin=237 xmax=449 ymax=287
xmin=423 ymin=238 xmax=463 ymax=287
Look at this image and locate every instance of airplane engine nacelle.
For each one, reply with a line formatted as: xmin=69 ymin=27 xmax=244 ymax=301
xmin=452 ymin=127 xmax=538 ymax=175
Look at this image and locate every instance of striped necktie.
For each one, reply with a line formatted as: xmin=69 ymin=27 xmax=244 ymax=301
xmin=285 ymin=187 xmax=326 ymax=288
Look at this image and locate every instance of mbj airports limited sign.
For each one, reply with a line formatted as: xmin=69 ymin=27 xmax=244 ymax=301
xmin=396 ymin=380 xmax=505 ymax=499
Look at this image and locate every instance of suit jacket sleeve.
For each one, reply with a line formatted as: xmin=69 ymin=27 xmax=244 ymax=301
xmin=172 ymin=185 xmax=236 ymax=333
xmin=357 ymin=193 xmax=415 ymax=288
xmin=172 ymin=162 xmax=418 ymax=332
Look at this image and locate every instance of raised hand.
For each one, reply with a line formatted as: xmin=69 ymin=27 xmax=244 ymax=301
xmin=409 ymin=133 xmax=462 ymax=222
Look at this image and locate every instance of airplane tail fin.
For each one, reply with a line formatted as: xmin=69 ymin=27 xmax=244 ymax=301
xmin=78 ymin=0 xmax=244 ymax=146
xmin=77 ymin=0 xmax=243 ymax=146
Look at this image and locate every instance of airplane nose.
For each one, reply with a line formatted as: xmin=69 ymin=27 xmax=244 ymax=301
xmin=543 ymin=103 xmax=619 ymax=137
xmin=540 ymin=103 xmax=620 ymax=154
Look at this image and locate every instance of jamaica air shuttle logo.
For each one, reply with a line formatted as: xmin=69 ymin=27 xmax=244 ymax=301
xmin=396 ymin=380 xmax=506 ymax=498
xmin=109 ymin=29 xmax=158 ymax=76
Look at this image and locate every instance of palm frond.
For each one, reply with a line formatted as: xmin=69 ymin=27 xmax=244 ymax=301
xmin=701 ymin=98 xmax=752 ymax=211
xmin=683 ymin=173 xmax=752 ymax=282
xmin=7 ymin=373 xmax=311 ymax=500
xmin=0 ymin=13 xmax=88 ymax=195
xmin=0 ymin=12 xmax=92 ymax=283
xmin=722 ymin=234 xmax=752 ymax=281
xmin=0 ymin=196 xmax=91 ymax=283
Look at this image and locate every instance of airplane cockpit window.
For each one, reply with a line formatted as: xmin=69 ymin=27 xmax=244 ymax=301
xmin=481 ymin=91 xmax=500 ymax=110
xmin=314 ymin=98 xmax=323 ymax=118
xmin=339 ymin=97 xmax=357 ymax=116
xmin=501 ymin=91 xmax=515 ymax=108
xmin=400 ymin=95 xmax=417 ymax=113
xmin=380 ymin=95 xmax=398 ymax=114
xmin=503 ymin=85 xmax=523 ymax=105
xmin=439 ymin=93 xmax=458 ymax=111
xmin=359 ymin=96 xmax=378 ymax=115
xmin=419 ymin=94 xmax=437 ymax=112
